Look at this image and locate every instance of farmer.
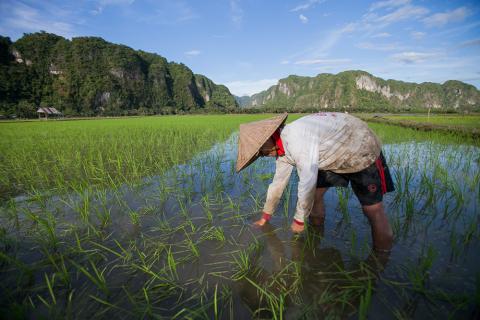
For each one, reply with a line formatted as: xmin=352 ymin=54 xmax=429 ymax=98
xmin=236 ymin=112 xmax=394 ymax=252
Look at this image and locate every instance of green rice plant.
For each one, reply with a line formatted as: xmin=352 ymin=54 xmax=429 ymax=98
xmin=231 ymin=243 xmax=259 ymax=281
xmin=349 ymin=229 xmax=358 ymax=256
xmin=43 ymin=249 xmax=70 ymax=287
xmin=25 ymin=208 xmax=59 ymax=249
xmin=201 ymin=194 xmax=214 ymax=222
xmin=336 ymin=187 xmax=352 ymax=223
xmin=200 ymin=226 xmax=226 ymax=242
xmin=35 ymin=273 xmax=58 ymax=314
xmin=404 ymin=194 xmax=416 ymax=221
xmin=214 ymin=284 xmax=219 ymax=320
xmin=94 ymin=207 xmax=112 ymax=229
xmin=248 ymin=190 xmax=263 ymax=211
xmin=178 ymin=197 xmax=190 ymax=219
xmin=282 ymin=183 xmax=292 ymax=217
xmin=462 ymin=216 xmax=478 ymax=246
xmin=129 ymin=210 xmax=140 ymax=226
xmin=89 ymin=294 xmax=133 ymax=318
xmin=71 ymin=259 xmax=109 ymax=296
xmin=166 ymin=245 xmax=179 ymax=279
xmin=407 ymin=245 xmax=437 ymax=294
xmin=358 ymin=279 xmax=372 ymax=320
xmin=92 ymin=189 xmax=112 ymax=228
xmin=224 ymin=193 xmax=240 ymax=212
xmin=245 ymin=276 xmax=286 ymax=320
xmin=90 ymin=239 xmax=132 ymax=263
xmin=418 ymin=171 xmax=436 ymax=211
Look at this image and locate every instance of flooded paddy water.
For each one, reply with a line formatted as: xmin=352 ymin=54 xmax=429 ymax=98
xmin=1 ymin=122 xmax=479 ymax=319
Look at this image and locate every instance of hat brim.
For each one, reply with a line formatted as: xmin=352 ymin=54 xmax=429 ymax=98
xmin=236 ymin=113 xmax=288 ymax=173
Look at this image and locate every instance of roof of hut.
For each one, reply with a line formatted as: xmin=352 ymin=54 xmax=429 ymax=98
xmin=36 ymin=107 xmax=62 ymax=115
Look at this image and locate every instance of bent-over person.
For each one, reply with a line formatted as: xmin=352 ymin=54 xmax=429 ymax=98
xmin=236 ymin=112 xmax=395 ymax=252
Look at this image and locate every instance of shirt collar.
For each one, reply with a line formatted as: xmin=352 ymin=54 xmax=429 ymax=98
xmin=272 ymin=129 xmax=285 ymax=157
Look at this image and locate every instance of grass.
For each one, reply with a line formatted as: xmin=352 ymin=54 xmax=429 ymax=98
xmin=384 ymin=114 xmax=480 ymax=129
xmin=0 ymin=113 xmax=479 ymax=319
xmin=0 ymin=114 xmax=288 ymax=199
xmin=360 ymin=113 xmax=480 ymax=139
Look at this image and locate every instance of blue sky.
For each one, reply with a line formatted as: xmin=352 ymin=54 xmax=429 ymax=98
xmin=1 ymin=0 xmax=479 ymax=96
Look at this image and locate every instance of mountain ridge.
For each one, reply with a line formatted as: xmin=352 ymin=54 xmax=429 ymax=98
xmin=0 ymin=32 xmax=238 ymax=117
xmin=237 ymin=70 xmax=480 ymax=112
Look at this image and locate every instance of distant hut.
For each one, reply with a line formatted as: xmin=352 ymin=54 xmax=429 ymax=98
xmin=37 ymin=107 xmax=62 ymax=119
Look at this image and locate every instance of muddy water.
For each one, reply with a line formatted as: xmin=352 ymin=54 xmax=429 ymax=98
xmin=1 ymin=134 xmax=479 ymax=319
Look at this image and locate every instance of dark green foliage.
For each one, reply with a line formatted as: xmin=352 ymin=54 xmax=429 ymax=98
xmin=0 ymin=32 xmax=238 ymax=117
xmin=240 ymin=70 xmax=480 ymax=112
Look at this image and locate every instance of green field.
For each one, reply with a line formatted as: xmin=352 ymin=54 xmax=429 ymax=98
xmin=384 ymin=114 xmax=480 ymax=128
xmin=0 ymin=114 xmax=479 ymax=319
xmin=0 ymin=115 xmax=300 ymax=199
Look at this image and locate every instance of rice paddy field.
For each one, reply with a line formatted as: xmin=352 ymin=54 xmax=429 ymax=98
xmin=384 ymin=114 xmax=480 ymax=129
xmin=0 ymin=114 xmax=479 ymax=319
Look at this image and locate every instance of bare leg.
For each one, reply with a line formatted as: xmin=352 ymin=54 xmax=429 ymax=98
xmin=362 ymin=202 xmax=393 ymax=252
xmin=310 ymin=187 xmax=328 ymax=225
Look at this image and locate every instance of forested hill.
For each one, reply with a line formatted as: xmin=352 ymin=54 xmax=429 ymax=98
xmin=0 ymin=32 xmax=238 ymax=117
xmin=238 ymin=71 xmax=480 ymax=112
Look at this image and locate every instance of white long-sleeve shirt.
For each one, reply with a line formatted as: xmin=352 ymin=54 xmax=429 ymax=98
xmin=263 ymin=112 xmax=382 ymax=222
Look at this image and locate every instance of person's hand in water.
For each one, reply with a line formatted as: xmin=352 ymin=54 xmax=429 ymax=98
xmin=253 ymin=212 xmax=271 ymax=227
xmin=290 ymin=221 xmax=304 ymax=233
xmin=253 ymin=217 xmax=267 ymax=227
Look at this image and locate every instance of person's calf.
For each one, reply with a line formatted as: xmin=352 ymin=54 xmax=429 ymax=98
xmin=362 ymin=202 xmax=393 ymax=252
xmin=310 ymin=187 xmax=328 ymax=226
xmin=308 ymin=215 xmax=325 ymax=226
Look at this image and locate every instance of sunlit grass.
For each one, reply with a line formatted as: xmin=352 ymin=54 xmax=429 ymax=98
xmin=385 ymin=114 xmax=480 ymax=129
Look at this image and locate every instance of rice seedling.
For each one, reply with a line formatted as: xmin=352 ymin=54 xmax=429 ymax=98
xmin=231 ymin=248 xmax=255 ymax=281
xmin=336 ymin=187 xmax=352 ymax=223
xmin=358 ymin=279 xmax=372 ymax=320
xmin=71 ymin=259 xmax=109 ymax=296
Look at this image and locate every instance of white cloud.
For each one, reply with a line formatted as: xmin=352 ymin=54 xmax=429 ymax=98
xmin=312 ymin=23 xmax=356 ymax=55
xmin=299 ymin=14 xmax=309 ymax=24
xmin=289 ymin=22 xmax=357 ymax=61
xmin=356 ymin=42 xmax=400 ymax=51
xmin=411 ymin=31 xmax=426 ymax=39
xmin=423 ymin=7 xmax=471 ymax=28
xmin=0 ymin=1 xmax=76 ymax=39
xmin=280 ymin=60 xmax=290 ymax=64
xmin=225 ymin=78 xmax=278 ymax=96
xmin=460 ymin=39 xmax=480 ymax=47
xmin=369 ymin=0 xmax=411 ymax=12
xmin=435 ymin=21 xmax=480 ymax=38
xmin=294 ymin=58 xmax=351 ymax=65
xmin=185 ymin=50 xmax=200 ymax=56
xmin=91 ymin=0 xmax=134 ymax=15
xmin=366 ymin=5 xmax=429 ymax=25
xmin=391 ymin=51 xmax=439 ymax=64
xmin=340 ymin=22 xmax=357 ymax=33
xmin=230 ymin=0 xmax=243 ymax=27
xmin=372 ymin=32 xmax=391 ymax=38
xmin=291 ymin=0 xmax=325 ymax=12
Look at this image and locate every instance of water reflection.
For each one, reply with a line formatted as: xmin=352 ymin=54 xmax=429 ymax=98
xmin=237 ymin=223 xmax=390 ymax=318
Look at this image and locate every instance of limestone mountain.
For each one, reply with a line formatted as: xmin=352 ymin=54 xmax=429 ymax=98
xmin=239 ymin=71 xmax=480 ymax=112
xmin=0 ymin=32 xmax=238 ymax=117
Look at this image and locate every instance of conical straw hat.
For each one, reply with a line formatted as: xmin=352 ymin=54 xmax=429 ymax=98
xmin=236 ymin=113 xmax=288 ymax=172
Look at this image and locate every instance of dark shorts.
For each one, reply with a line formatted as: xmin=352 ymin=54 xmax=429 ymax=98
xmin=316 ymin=153 xmax=395 ymax=206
